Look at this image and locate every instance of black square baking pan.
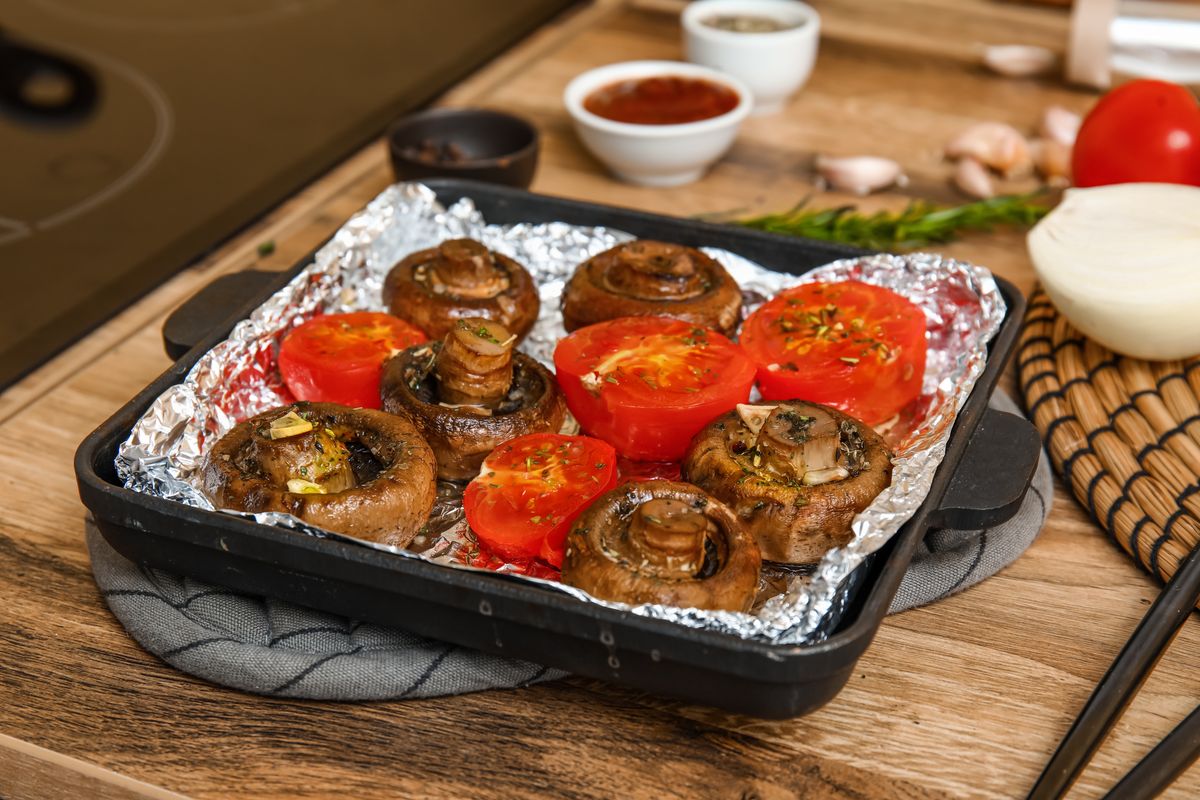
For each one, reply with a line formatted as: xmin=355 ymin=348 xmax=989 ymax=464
xmin=76 ymin=179 xmax=1040 ymax=718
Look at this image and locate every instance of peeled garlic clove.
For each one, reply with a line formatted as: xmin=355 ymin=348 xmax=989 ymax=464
xmin=1031 ymin=137 xmax=1072 ymax=184
xmin=1040 ymin=105 xmax=1081 ymax=147
xmin=736 ymin=403 xmax=777 ymax=436
xmin=982 ymin=44 xmax=1057 ymax=78
xmin=268 ymin=410 xmax=313 ymax=439
xmin=802 ymin=466 xmax=850 ymax=486
xmin=945 ymin=122 xmax=1032 ymax=178
xmin=815 ymin=155 xmax=906 ymax=196
xmin=286 ymin=478 xmax=327 ymax=494
xmin=954 ymin=157 xmax=995 ymax=199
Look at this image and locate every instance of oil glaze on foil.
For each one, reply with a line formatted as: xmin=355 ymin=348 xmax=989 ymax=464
xmin=117 ymin=182 xmax=1004 ymax=645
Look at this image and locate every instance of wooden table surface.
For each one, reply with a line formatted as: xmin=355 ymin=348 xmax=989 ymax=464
xmin=3 ymin=1 xmax=1197 ymax=798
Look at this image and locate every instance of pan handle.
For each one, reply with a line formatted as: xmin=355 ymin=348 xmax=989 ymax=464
xmin=930 ymin=406 xmax=1042 ymax=530
xmin=162 ymin=271 xmax=279 ymax=360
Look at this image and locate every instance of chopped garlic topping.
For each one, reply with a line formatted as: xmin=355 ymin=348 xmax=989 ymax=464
xmin=736 ymin=403 xmax=778 ymax=436
xmin=286 ymin=478 xmax=327 ymax=494
xmin=802 ymin=466 xmax=850 ymax=486
xmin=268 ymin=410 xmax=313 ymax=439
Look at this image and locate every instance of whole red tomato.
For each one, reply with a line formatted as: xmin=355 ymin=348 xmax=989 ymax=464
xmin=1072 ymin=79 xmax=1200 ymax=187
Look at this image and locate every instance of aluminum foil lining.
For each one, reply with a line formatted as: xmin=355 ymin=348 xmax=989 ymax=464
xmin=116 ymin=182 xmax=1005 ymax=646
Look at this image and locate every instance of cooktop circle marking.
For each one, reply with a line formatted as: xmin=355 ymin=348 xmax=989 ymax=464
xmin=48 ymin=151 xmax=123 ymax=182
xmin=34 ymin=44 xmax=173 ymax=232
xmin=0 ymin=218 xmax=33 ymax=247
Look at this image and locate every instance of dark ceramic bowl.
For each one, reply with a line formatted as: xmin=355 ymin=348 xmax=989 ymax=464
xmin=386 ymin=108 xmax=539 ymax=188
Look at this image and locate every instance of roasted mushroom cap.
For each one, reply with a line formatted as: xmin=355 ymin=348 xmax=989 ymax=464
xmin=682 ymin=400 xmax=892 ymax=564
xmin=383 ymin=238 xmax=540 ymax=342
xmin=202 ymin=402 xmax=437 ymax=547
xmin=561 ymin=240 xmax=743 ymax=336
xmin=561 ymin=480 xmax=761 ymax=612
xmin=381 ymin=318 xmax=567 ymax=481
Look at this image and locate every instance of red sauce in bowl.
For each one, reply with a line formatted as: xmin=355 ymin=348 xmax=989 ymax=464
xmin=583 ymin=76 xmax=740 ymax=125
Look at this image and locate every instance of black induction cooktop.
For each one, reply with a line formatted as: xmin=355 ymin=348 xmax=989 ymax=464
xmin=1 ymin=0 xmax=576 ymax=391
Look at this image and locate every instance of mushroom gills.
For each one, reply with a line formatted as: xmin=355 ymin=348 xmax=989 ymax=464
xmin=695 ymin=536 xmax=720 ymax=579
xmin=344 ymin=439 xmax=385 ymax=485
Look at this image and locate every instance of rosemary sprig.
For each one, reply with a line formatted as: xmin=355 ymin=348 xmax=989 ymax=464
xmin=734 ymin=194 xmax=1050 ymax=250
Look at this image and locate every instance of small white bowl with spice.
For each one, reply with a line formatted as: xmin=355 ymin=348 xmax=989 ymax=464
xmin=682 ymin=0 xmax=821 ymax=115
xmin=563 ymin=60 xmax=752 ymax=187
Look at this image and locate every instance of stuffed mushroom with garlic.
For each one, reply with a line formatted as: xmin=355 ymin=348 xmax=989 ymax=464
xmin=381 ymin=317 xmax=567 ymax=481
xmin=682 ymin=400 xmax=891 ymax=564
xmin=202 ymin=402 xmax=438 ymax=547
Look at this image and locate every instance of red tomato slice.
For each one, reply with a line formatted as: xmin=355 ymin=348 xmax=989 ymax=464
xmin=1072 ymin=79 xmax=1200 ymax=188
xmin=739 ymin=281 xmax=926 ymax=425
xmin=462 ymin=433 xmax=618 ymax=568
xmin=278 ymin=312 xmax=426 ymax=409
xmin=553 ymin=317 xmax=756 ymax=461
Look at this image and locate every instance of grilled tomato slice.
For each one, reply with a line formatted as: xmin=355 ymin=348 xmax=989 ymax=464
xmin=553 ymin=316 xmax=755 ymax=461
xmin=739 ymin=281 xmax=926 ymax=424
xmin=278 ymin=312 xmax=427 ymax=409
xmin=463 ymin=433 xmax=618 ymax=568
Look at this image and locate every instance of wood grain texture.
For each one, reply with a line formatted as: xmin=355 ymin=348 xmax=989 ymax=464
xmin=0 ymin=735 xmax=188 ymax=800
xmin=1 ymin=1 xmax=1197 ymax=798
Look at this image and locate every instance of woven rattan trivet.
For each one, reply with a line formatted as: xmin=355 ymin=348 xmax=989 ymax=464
xmin=1018 ymin=289 xmax=1200 ymax=585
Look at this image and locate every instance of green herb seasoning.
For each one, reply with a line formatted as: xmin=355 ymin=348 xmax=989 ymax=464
xmin=734 ymin=194 xmax=1050 ymax=250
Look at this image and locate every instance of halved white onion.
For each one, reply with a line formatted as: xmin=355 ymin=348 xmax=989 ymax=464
xmin=1027 ymin=183 xmax=1200 ymax=360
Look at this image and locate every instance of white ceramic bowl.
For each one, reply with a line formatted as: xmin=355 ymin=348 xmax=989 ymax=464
xmin=563 ymin=60 xmax=751 ymax=187
xmin=682 ymin=0 xmax=820 ymax=115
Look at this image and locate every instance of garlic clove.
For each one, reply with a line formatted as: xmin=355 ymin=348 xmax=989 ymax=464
xmin=802 ymin=466 xmax=850 ymax=486
xmin=1031 ymin=137 xmax=1072 ymax=184
xmin=982 ymin=44 xmax=1057 ymax=78
xmin=954 ymin=157 xmax=995 ymax=199
xmin=1040 ymin=105 xmax=1082 ymax=147
xmin=286 ymin=478 xmax=327 ymax=494
xmin=814 ymin=155 xmax=906 ymax=196
xmin=736 ymin=403 xmax=778 ymax=436
xmin=945 ymin=122 xmax=1032 ymax=177
xmin=268 ymin=410 xmax=313 ymax=439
